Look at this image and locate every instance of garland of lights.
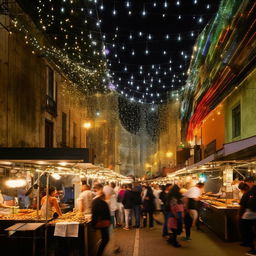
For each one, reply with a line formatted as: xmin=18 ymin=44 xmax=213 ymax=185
xmin=118 ymin=97 xmax=141 ymax=134
xmin=145 ymin=109 xmax=160 ymax=142
xmin=95 ymin=0 xmax=219 ymax=104
xmin=8 ymin=0 xmax=220 ymax=104
xmin=10 ymin=0 xmax=109 ymax=95
xmin=8 ymin=0 xmax=221 ymax=104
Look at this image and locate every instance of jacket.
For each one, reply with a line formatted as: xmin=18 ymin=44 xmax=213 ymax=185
xmin=122 ymin=190 xmax=134 ymax=209
xmin=91 ymin=195 xmax=111 ymax=228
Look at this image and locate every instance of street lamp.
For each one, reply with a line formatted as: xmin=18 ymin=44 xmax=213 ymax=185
xmin=166 ymin=151 xmax=173 ymax=158
xmin=83 ymin=121 xmax=92 ymax=129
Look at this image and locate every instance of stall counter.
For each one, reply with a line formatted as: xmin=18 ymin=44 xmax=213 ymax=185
xmin=199 ymin=200 xmax=240 ymax=241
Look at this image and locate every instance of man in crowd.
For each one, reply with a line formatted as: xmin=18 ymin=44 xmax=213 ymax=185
xmin=77 ymin=180 xmax=94 ymax=214
xmin=183 ymin=182 xmax=204 ymax=240
xmin=160 ymin=184 xmax=172 ymax=237
xmin=122 ymin=184 xmax=134 ymax=230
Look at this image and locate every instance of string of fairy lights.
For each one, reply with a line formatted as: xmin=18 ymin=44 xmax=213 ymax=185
xmin=9 ymin=0 xmax=219 ymax=105
xmin=94 ymin=0 xmax=220 ymax=104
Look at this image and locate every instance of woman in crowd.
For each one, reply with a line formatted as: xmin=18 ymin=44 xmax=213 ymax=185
xmin=167 ymin=184 xmax=184 ymax=248
xmin=117 ymin=184 xmax=127 ymax=226
xmin=92 ymin=183 xmax=111 ymax=256
xmin=41 ymin=186 xmax=62 ymax=218
xmin=142 ymin=185 xmax=155 ymax=228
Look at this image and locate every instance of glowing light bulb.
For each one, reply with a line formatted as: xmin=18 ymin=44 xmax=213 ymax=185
xmin=148 ymin=34 xmax=152 ymax=40
xmin=61 ymin=7 xmax=65 ymax=12
xmin=198 ymin=17 xmax=203 ymax=23
xmin=126 ymin=1 xmax=130 ymax=7
xmin=100 ymin=4 xmax=104 ymax=10
xmin=164 ymin=1 xmax=168 ymax=8
xmin=178 ymin=15 xmax=181 ymax=19
xmin=194 ymin=0 xmax=197 ymax=4
xmin=113 ymin=9 xmax=116 ymax=15
xmin=176 ymin=1 xmax=180 ymax=6
xmin=153 ymin=2 xmax=157 ymax=7
xmin=206 ymin=4 xmax=210 ymax=9
xmin=142 ymin=10 xmax=146 ymax=16
xmin=191 ymin=31 xmax=194 ymax=37
xmin=166 ymin=34 xmax=169 ymax=39
xmin=178 ymin=34 xmax=181 ymax=41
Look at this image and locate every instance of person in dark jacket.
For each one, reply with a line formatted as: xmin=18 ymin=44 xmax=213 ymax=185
xmin=92 ymin=183 xmax=111 ymax=256
xmin=122 ymin=183 xmax=134 ymax=230
xmin=167 ymin=185 xmax=184 ymax=248
xmin=239 ymin=178 xmax=256 ymax=256
xmin=159 ymin=184 xmax=172 ymax=236
xmin=133 ymin=186 xmax=142 ymax=228
xmin=142 ymin=186 xmax=155 ymax=228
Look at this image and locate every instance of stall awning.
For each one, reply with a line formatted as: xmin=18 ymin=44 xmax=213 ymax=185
xmin=221 ymin=136 xmax=256 ymax=160
xmin=0 ymin=148 xmax=89 ymax=163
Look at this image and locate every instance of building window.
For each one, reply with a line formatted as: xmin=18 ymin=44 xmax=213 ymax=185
xmin=45 ymin=119 xmax=54 ymax=148
xmin=73 ymin=122 xmax=77 ymax=148
xmin=61 ymin=112 xmax=67 ymax=147
xmin=46 ymin=66 xmax=57 ymax=116
xmin=232 ymin=104 xmax=241 ymax=138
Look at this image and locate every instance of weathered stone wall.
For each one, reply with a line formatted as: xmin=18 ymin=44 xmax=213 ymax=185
xmin=0 ymin=13 xmax=88 ymax=148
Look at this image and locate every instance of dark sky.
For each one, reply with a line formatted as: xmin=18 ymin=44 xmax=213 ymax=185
xmin=98 ymin=0 xmax=220 ymax=103
xmin=18 ymin=0 xmax=221 ymax=103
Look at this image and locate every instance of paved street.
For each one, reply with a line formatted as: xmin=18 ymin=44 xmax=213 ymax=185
xmin=105 ymin=220 xmax=246 ymax=256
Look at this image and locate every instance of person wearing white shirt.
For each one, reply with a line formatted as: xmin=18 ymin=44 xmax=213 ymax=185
xmin=183 ymin=183 xmax=204 ymax=240
xmin=77 ymin=182 xmax=94 ymax=214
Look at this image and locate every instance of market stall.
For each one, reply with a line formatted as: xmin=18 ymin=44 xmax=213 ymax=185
xmin=199 ymin=195 xmax=240 ymax=241
xmin=0 ymin=148 xmax=131 ymax=256
xmin=148 ymin=160 xmax=256 ymax=241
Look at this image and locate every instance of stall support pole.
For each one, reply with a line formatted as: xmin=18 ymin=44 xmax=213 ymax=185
xmin=44 ymin=173 xmax=50 ymax=256
xmin=36 ymin=173 xmax=41 ymax=219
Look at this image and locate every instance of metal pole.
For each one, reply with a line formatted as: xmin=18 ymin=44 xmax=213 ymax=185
xmin=36 ymin=173 xmax=40 ymax=220
xmin=44 ymin=172 xmax=49 ymax=256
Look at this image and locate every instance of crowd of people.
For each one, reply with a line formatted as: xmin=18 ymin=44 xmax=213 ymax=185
xmin=1 ymin=174 xmax=255 ymax=256
xmin=74 ymin=177 xmax=256 ymax=256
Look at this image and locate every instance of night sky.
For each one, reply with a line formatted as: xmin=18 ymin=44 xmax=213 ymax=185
xmin=98 ymin=0 xmax=221 ymax=103
xmin=18 ymin=0 xmax=221 ymax=104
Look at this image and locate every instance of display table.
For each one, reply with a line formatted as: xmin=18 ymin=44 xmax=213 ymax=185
xmin=199 ymin=200 xmax=240 ymax=241
xmin=0 ymin=219 xmax=101 ymax=256
xmin=0 ymin=220 xmax=45 ymax=256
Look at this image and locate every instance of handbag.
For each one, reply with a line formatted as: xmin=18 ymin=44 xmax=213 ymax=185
xmin=95 ymin=219 xmax=111 ymax=228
